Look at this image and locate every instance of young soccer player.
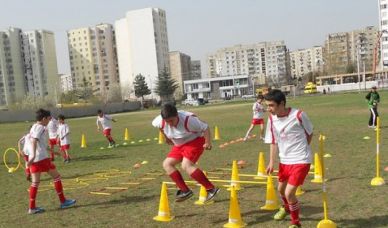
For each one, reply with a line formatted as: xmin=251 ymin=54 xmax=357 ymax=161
xmin=96 ymin=109 xmax=116 ymax=148
xmin=152 ymin=103 xmax=220 ymax=202
xmin=264 ymin=89 xmax=313 ymax=228
xmin=18 ymin=126 xmax=32 ymax=181
xmin=27 ymin=109 xmax=76 ymax=214
xmin=57 ymin=115 xmax=71 ymax=163
xmin=47 ymin=116 xmax=59 ymax=161
xmin=365 ymin=86 xmax=380 ymax=128
xmin=243 ymin=95 xmax=266 ymax=141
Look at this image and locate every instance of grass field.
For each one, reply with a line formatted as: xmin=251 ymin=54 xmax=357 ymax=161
xmin=1 ymin=91 xmax=388 ymax=228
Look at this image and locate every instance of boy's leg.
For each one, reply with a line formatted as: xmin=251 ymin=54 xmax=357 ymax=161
xmin=244 ymin=124 xmax=255 ymax=140
xmin=48 ymin=169 xmax=66 ymax=203
xmin=259 ymin=123 xmax=264 ymax=139
xmin=49 ymin=141 xmax=55 ymax=161
xmin=163 ymin=157 xmax=190 ymax=192
xmin=182 ymin=158 xmax=214 ymax=190
xmin=29 ymin=172 xmax=41 ymax=209
xmin=274 ymin=181 xmax=289 ymax=221
xmin=285 ymin=184 xmax=300 ymax=226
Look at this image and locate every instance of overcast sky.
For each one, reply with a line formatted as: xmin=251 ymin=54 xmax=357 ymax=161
xmin=0 ymin=0 xmax=379 ymax=75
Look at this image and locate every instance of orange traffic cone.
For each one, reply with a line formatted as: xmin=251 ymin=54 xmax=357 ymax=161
xmin=260 ymin=175 xmax=280 ymax=210
xmin=153 ymin=182 xmax=174 ymax=222
xmin=223 ymin=186 xmax=246 ymax=228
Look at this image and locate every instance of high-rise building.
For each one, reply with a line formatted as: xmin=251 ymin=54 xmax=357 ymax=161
xmin=67 ymin=23 xmax=119 ymax=96
xmin=0 ymin=27 xmax=59 ymax=107
xmin=190 ymin=60 xmax=202 ymax=80
xmin=379 ymin=0 xmax=388 ymax=69
xmin=60 ymin=73 xmax=73 ymax=92
xmin=324 ymin=26 xmax=378 ymax=74
xmin=169 ymin=51 xmax=191 ymax=99
xmin=115 ymin=8 xmax=169 ymax=99
xmin=290 ymin=46 xmax=324 ymax=79
xmin=207 ymin=41 xmax=290 ymax=87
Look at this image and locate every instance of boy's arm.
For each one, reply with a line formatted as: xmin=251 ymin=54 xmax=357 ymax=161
xmin=96 ymin=118 xmax=100 ymax=131
xmin=17 ymin=137 xmax=24 ymax=156
xmin=266 ymin=144 xmax=277 ymax=174
xmin=62 ymin=125 xmax=70 ymax=139
xmin=202 ymin=127 xmax=212 ymax=150
xmin=27 ymin=138 xmax=37 ymax=166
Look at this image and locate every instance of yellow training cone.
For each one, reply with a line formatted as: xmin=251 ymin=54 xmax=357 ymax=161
xmin=254 ymin=152 xmax=266 ymax=180
xmin=158 ymin=131 xmax=165 ymax=144
xmin=295 ymin=186 xmax=305 ymax=196
xmin=153 ymin=182 xmax=174 ymax=222
xmin=227 ymin=161 xmax=242 ymax=191
xmin=311 ymin=153 xmax=323 ymax=183
xmin=223 ymin=186 xmax=247 ymax=228
xmin=214 ymin=126 xmax=220 ymax=141
xmin=81 ymin=134 xmax=87 ymax=148
xmin=124 ymin=128 xmax=130 ymax=141
xmin=260 ymin=175 xmax=280 ymax=210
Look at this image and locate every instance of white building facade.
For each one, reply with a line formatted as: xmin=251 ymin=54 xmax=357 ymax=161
xmin=379 ymin=0 xmax=388 ymax=69
xmin=60 ymin=73 xmax=73 ymax=92
xmin=115 ymin=8 xmax=170 ymax=99
xmin=207 ymin=41 xmax=290 ymax=87
xmin=290 ymin=46 xmax=323 ymax=79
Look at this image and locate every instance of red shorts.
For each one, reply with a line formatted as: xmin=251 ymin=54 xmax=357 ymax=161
xmin=30 ymin=158 xmax=56 ymax=173
xmin=278 ymin=163 xmax=310 ymax=186
xmin=49 ymin=138 xmax=58 ymax=146
xmin=103 ymin=129 xmax=111 ymax=136
xmin=23 ymin=155 xmax=28 ymax=162
xmin=60 ymin=144 xmax=70 ymax=151
xmin=251 ymin=118 xmax=264 ymax=125
xmin=167 ymin=137 xmax=205 ymax=163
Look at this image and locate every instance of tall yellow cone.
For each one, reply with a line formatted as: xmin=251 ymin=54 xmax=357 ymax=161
xmin=295 ymin=186 xmax=305 ymax=196
xmin=371 ymin=117 xmax=385 ymax=186
xmin=81 ymin=134 xmax=87 ymax=148
xmin=153 ymin=182 xmax=174 ymax=222
xmin=227 ymin=160 xmax=242 ymax=191
xmin=311 ymin=153 xmax=323 ymax=183
xmin=195 ymin=172 xmax=214 ymax=205
xmin=254 ymin=152 xmax=266 ymax=180
xmin=223 ymin=186 xmax=247 ymax=228
xmin=260 ymin=175 xmax=280 ymax=210
xmin=158 ymin=131 xmax=165 ymax=144
xmin=124 ymin=128 xmax=130 ymax=141
xmin=214 ymin=126 xmax=220 ymax=140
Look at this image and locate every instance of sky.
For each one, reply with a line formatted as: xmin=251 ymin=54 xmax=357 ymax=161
xmin=0 ymin=0 xmax=379 ymax=75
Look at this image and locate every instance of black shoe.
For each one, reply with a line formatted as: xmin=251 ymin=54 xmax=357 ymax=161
xmin=206 ymin=187 xmax=220 ymax=202
xmin=175 ymin=189 xmax=193 ymax=202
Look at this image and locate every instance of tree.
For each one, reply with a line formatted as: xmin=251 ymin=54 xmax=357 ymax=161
xmin=133 ymin=74 xmax=151 ymax=108
xmin=154 ymin=69 xmax=178 ymax=103
xmin=76 ymin=77 xmax=94 ymax=102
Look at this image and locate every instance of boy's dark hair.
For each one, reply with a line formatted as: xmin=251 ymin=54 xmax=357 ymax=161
xmin=58 ymin=114 xmax=65 ymax=120
xmin=97 ymin=109 xmax=103 ymax=114
xmin=257 ymin=94 xmax=264 ymax=100
xmin=161 ymin=103 xmax=178 ymax=119
xmin=264 ymin=89 xmax=286 ymax=105
xmin=36 ymin=109 xmax=51 ymax=121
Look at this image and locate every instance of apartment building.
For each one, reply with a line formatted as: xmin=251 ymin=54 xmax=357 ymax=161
xmin=290 ymin=46 xmax=324 ymax=79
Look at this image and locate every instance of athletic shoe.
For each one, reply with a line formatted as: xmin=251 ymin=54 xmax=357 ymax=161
xmin=28 ymin=207 xmax=45 ymax=214
xmin=288 ymin=224 xmax=301 ymax=228
xmin=274 ymin=207 xmax=288 ymax=220
xmin=60 ymin=199 xmax=76 ymax=209
xmin=205 ymin=187 xmax=220 ymax=202
xmin=175 ymin=190 xmax=193 ymax=202
xmin=243 ymin=137 xmax=248 ymax=142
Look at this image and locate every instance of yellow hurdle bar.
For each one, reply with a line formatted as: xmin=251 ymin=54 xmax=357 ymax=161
xmin=89 ymin=192 xmax=112 ymax=196
xmin=104 ymin=187 xmax=128 ymax=190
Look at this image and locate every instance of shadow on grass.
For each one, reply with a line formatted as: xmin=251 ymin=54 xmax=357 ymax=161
xmin=73 ymin=194 xmax=156 ymax=209
xmin=337 ymin=215 xmax=388 ymax=228
xmin=71 ymin=154 xmax=124 ymax=162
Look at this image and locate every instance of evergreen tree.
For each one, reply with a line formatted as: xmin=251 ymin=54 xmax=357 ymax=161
xmin=154 ymin=69 xmax=178 ymax=103
xmin=133 ymin=74 xmax=151 ymax=108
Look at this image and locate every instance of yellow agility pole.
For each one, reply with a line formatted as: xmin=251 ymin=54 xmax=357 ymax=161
xmin=3 ymin=148 xmax=21 ymax=173
xmin=371 ymin=117 xmax=385 ymax=186
xmin=317 ymin=134 xmax=337 ymax=228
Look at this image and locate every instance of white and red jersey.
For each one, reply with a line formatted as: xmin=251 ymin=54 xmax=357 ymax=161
xmin=253 ymin=102 xmax=265 ymax=119
xmin=264 ymin=108 xmax=313 ymax=164
xmin=47 ymin=118 xmax=59 ymax=139
xmin=152 ymin=111 xmax=208 ymax=146
xmin=20 ymin=133 xmax=32 ymax=156
xmin=57 ymin=123 xmax=70 ymax=146
xmin=97 ymin=114 xmax=113 ymax=130
xmin=29 ymin=123 xmax=49 ymax=162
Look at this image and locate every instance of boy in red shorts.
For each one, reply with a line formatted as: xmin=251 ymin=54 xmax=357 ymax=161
xmin=18 ymin=126 xmax=32 ymax=181
xmin=96 ymin=109 xmax=116 ymax=148
xmin=264 ymin=90 xmax=313 ymax=228
xmin=27 ymin=109 xmax=76 ymax=214
xmin=152 ymin=103 xmax=220 ymax=202
xmin=243 ymin=95 xmax=266 ymax=141
xmin=57 ymin=115 xmax=71 ymax=163
xmin=47 ymin=116 xmax=59 ymax=161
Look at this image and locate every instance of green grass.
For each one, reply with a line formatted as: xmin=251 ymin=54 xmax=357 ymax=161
xmin=1 ymin=91 xmax=388 ymax=228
